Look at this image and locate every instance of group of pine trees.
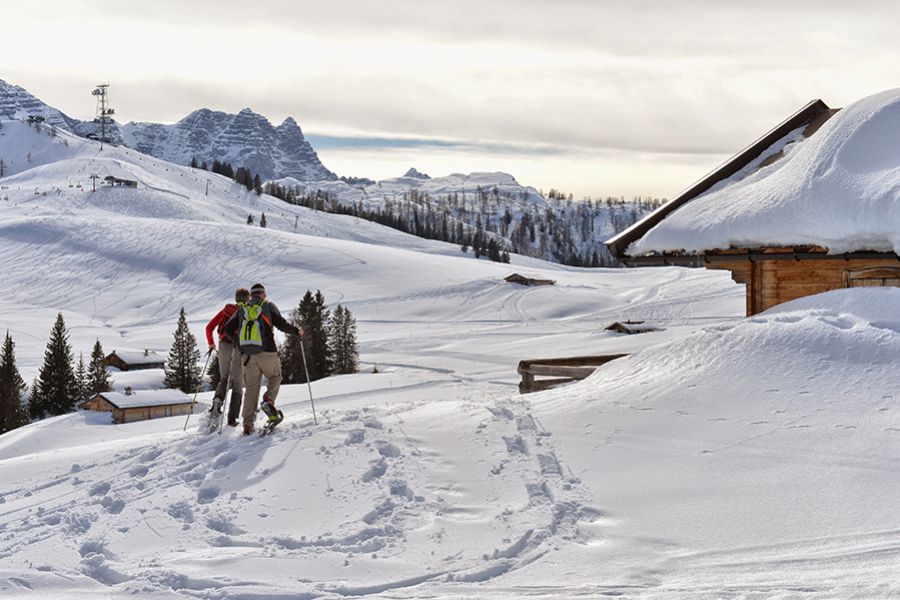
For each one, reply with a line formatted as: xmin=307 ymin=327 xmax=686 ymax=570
xmin=278 ymin=290 xmax=359 ymax=383
xmin=279 ymin=291 xmax=358 ymax=383
xmin=0 ymin=314 xmax=113 ymax=434
xmin=191 ymin=157 xmax=263 ymax=196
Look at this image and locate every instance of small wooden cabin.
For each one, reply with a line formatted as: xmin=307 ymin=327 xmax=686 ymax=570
xmin=105 ymin=349 xmax=165 ymax=371
xmin=103 ymin=175 xmax=138 ymax=188
xmin=83 ymin=389 xmax=193 ymax=424
xmin=605 ymin=97 xmax=900 ymax=316
xmin=504 ymin=273 xmax=556 ymax=286
xmin=604 ymin=320 xmax=659 ymax=335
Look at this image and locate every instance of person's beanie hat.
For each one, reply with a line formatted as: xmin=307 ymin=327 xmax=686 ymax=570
xmin=250 ymin=283 xmax=266 ymax=296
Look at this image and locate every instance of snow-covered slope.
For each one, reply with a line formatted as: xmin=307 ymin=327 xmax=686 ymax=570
xmin=2 ymin=114 xmax=896 ymax=598
xmin=631 ymin=87 xmax=900 ymax=255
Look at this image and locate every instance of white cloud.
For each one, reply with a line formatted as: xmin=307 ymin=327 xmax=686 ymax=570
xmin=4 ymin=0 xmax=900 ymax=197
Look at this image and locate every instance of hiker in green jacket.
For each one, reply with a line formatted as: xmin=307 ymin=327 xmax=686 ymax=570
xmin=222 ymin=283 xmax=302 ymax=435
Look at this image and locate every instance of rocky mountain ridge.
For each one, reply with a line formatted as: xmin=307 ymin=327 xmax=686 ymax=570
xmin=0 ymin=79 xmax=335 ymax=182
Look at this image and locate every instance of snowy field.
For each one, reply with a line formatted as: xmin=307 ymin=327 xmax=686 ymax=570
xmin=1 ymin=120 xmax=898 ymax=599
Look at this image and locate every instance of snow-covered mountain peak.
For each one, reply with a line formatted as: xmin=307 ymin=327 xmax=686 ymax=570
xmin=403 ymin=167 xmax=430 ymax=179
xmin=276 ymin=116 xmax=305 ymax=139
xmin=0 ymin=79 xmax=79 ymax=131
xmin=0 ymin=79 xmax=335 ymax=182
xmin=122 ymin=106 xmax=336 ymax=182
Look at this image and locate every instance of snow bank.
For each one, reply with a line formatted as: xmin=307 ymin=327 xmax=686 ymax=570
xmin=532 ymin=286 xmax=900 ymax=596
xmin=630 ymin=88 xmax=900 ymax=255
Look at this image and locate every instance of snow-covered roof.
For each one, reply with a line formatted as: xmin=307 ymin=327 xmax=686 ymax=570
xmin=96 ymin=389 xmax=192 ymax=409
xmin=108 ymin=350 xmax=165 ymax=365
xmin=621 ymin=88 xmax=900 ymax=257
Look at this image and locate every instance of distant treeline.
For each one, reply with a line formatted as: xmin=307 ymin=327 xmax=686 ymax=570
xmin=190 ymin=157 xmax=663 ymax=267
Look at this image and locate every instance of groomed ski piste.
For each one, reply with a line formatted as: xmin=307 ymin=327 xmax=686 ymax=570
xmin=1 ymin=118 xmax=899 ymax=599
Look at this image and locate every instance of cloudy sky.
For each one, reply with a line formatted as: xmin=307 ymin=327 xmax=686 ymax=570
xmin=4 ymin=0 xmax=898 ymax=198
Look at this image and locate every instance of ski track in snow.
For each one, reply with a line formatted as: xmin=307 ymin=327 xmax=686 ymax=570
xmin=0 ymin=392 xmax=614 ymax=599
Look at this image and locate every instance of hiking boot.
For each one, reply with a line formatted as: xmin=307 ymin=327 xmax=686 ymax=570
xmin=260 ymin=394 xmax=278 ymax=421
xmin=210 ymin=397 xmax=224 ymax=414
xmin=227 ymin=418 xmax=238 ymax=427
xmin=242 ymin=423 xmax=254 ymax=436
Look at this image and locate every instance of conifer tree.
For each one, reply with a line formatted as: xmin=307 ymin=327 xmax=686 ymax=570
xmin=305 ymin=290 xmax=332 ymax=379
xmin=88 ymin=339 xmax=112 ymax=397
xmin=33 ymin=313 xmax=77 ymax=416
xmin=279 ymin=303 xmax=306 ymax=384
xmin=280 ymin=291 xmax=331 ymax=382
xmin=328 ymin=305 xmax=358 ymax=375
xmin=164 ymin=307 xmax=201 ymax=393
xmin=260 ymin=212 xmax=267 ymax=228
xmin=0 ymin=331 xmax=28 ymax=433
xmin=73 ymin=353 xmax=89 ymax=407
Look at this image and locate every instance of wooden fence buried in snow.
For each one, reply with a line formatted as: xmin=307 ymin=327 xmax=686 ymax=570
xmin=517 ymin=353 xmax=629 ymax=394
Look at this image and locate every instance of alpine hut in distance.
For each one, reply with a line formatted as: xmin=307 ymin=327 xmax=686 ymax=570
xmin=606 ymin=89 xmax=900 ymax=316
xmin=105 ymin=349 xmax=165 ymax=372
xmin=83 ymin=389 xmax=193 ymax=424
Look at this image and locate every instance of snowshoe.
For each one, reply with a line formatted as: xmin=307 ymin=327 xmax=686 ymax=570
xmin=207 ymin=397 xmax=225 ymax=433
xmin=259 ymin=410 xmax=284 ymax=437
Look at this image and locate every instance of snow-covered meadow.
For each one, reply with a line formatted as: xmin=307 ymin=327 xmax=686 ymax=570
xmin=1 ymin=119 xmax=898 ymax=599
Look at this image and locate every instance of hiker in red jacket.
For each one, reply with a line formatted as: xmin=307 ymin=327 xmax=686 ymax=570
xmin=205 ymin=287 xmax=251 ymax=427
xmin=222 ymin=283 xmax=302 ymax=435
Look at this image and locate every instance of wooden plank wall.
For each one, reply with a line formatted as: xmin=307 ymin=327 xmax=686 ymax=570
xmin=710 ymin=257 xmax=900 ymax=315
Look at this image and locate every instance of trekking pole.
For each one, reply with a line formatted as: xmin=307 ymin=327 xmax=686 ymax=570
xmin=183 ymin=347 xmax=214 ymax=431
xmin=299 ymin=337 xmax=318 ymax=425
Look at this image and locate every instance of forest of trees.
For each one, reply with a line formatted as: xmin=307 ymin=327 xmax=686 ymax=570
xmin=0 ymin=317 xmax=113 ymax=434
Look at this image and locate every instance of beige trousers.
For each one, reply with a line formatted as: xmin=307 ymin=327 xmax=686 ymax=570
xmin=242 ymin=351 xmax=282 ymax=427
xmin=215 ymin=340 xmax=244 ymax=423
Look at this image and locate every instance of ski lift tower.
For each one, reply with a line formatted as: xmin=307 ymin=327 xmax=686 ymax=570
xmin=91 ymin=83 xmax=115 ymax=150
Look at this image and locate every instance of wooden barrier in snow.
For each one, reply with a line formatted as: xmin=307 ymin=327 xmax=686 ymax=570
xmin=517 ymin=353 xmax=629 ymax=394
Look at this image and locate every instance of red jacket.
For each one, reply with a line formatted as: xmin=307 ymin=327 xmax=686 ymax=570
xmin=205 ymin=303 xmax=239 ymax=346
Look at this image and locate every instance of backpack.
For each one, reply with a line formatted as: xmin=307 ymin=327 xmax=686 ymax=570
xmin=216 ymin=303 xmax=239 ymax=340
xmin=239 ymin=300 xmax=270 ymax=353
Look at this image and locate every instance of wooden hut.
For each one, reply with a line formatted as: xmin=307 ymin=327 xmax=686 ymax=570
xmin=83 ymin=389 xmax=193 ymax=424
xmin=105 ymin=349 xmax=165 ymax=371
xmin=103 ymin=175 xmax=138 ymax=188
xmin=604 ymin=320 xmax=659 ymax=335
xmin=605 ymin=94 xmax=900 ymax=316
xmin=504 ymin=273 xmax=556 ymax=286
